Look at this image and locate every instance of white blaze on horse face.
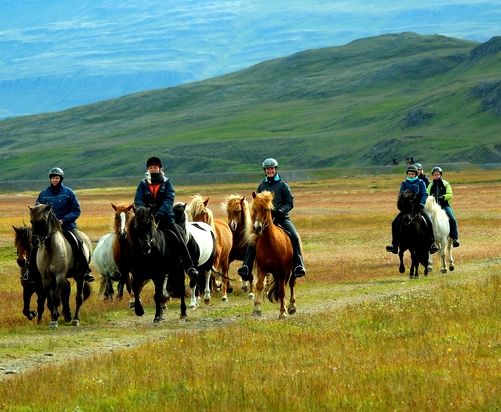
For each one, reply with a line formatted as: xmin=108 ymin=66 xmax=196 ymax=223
xmin=119 ymin=212 xmax=127 ymax=234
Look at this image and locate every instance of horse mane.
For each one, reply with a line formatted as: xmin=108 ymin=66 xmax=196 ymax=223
xmin=397 ymin=190 xmax=418 ymax=212
xmin=246 ymin=191 xmax=274 ymax=243
xmin=13 ymin=225 xmax=32 ymax=250
xmin=173 ymin=202 xmax=189 ymax=236
xmin=188 ymin=194 xmax=215 ymax=231
xmin=31 ymin=204 xmax=63 ymax=232
xmin=223 ymin=194 xmax=252 ymax=248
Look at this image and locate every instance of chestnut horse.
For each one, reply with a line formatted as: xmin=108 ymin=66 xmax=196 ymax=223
xmin=94 ymin=203 xmax=135 ymax=306
xmin=127 ymin=206 xmax=187 ymax=322
xmin=425 ymin=196 xmax=455 ymax=274
xmin=247 ymin=191 xmax=297 ymax=319
xmin=188 ymin=194 xmax=233 ymax=302
xmin=29 ymin=204 xmax=92 ymax=328
xmin=396 ymin=190 xmax=429 ymax=279
xmin=221 ymin=194 xmax=255 ymax=299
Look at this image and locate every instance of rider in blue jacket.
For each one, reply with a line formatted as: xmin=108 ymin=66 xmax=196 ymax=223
xmin=22 ymin=167 xmax=94 ymax=282
xmin=386 ymin=165 xmax=440 ymax=255
xmin=237 ymin=158 xmax=306 ymax=281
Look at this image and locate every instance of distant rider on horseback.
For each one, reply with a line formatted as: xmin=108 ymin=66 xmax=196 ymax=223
xmin=386 ymin=165 xmax=440 ymax=255
xmin=427 ymin=166 xmax=460 ymax=248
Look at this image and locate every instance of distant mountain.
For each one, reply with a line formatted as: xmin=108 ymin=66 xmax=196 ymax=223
xmin=1 ymin=32 xmax=501 ymax=184
xmin=1 ymin=0 xmax=500 ymax=116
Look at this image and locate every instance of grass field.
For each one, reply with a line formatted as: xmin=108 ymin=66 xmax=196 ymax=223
xmin=1 ymin=170 xmax=501 ymax=411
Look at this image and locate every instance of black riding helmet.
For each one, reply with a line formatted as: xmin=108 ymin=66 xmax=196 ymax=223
xmin=406 ymin=165 xmax=418 ymax=175
xmin=48 ymin=167 xmax=64 ymax=181
xmin=262 ymin=158 xmax=278 ymax=169
xmin=431 ymin=166 xmax=443 ymax=175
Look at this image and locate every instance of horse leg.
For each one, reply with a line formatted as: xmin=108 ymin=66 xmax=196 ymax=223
xmin=398 ymin=251 xmax=405 ymax=274
xmin=447 ymin=239 xmax=455 ymax=271
xmin=247 ymin=277 xmax=255 ymax=300
xmin=189 ymin=285 xmax=199 ymax=309
xmin=162 ymin=275 xmax=170 ymax=310
xmin=253 ymin=271 xmax=265 ymax=316
xmin=131 ymin=276 xmax=144 ymax=317
xmin=22 ymin=283 xmax=37 ymax=321
xmin=36 ymin=289 xmax=46 ymax=324
xmin=427 ymin=253 xmax=433 ymax=273
xmin=47 ymin=278 xmax=65 ymax=328
xmin=440 ymin=241 xmax=447 ymax=274
xmin=71 ymin=278 xmax=85 ymax=326
xmin=287 ymin=274 xmax=297 ymax=315
xmin=203 ymin=271 xmax=211 ymax=304
xmin=220 ymin=261 xmax=230 ymax=302
xmin=153 ymin=277 xmax=166 ymax=323
xmin=278 ymin=275 xmax=288 ymax=320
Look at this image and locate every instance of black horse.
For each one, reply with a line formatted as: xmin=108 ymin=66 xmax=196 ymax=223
xmin=396 ymin=190 xmax=430 ymax=279
xmin=127 ymin=206 xmax=187 ymax=322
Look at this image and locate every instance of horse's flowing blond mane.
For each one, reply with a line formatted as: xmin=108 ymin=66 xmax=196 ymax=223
xmin=223 ymin=194 xmax=252 ymax=248
xmin=188 ymin=194 xmax=215 ymax=231
xmin=245 ymin=191 xmax=274 ymax=243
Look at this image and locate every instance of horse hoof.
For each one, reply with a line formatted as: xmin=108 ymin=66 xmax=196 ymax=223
xmin=427 ymin=267 xmax=433 ymax=272
xmin=221 ymin=296 xmax=228 ymax=302
xmin=49 ymin=321 xmax=58 ymax=329
xmin=399 ymin=267 xmax=405 ymax=274
xmin=253 ymin=310 xmax=261 ymax=317
xmin=188 ymin=304 xmax=198 ymax=309
xmin=129 ymin=302 xmax=135 ymax=309
xmin=288 ymin=306 xmax=297 ymax=315
xmin=241 ymin=284 xmax=249 ymax=293
xmin=247 ymin=293 xmax=255 ymax=300
xmin=227 ymin=286 xmax=233 ymax=294
xmin=154 ymin=316 xmax=164 ymax=323
xmin=204 ymin=298 xmax=211 ymax=305
xmin=279 ymin=313 xmax=288 ymax=320
xmin=441 ymin=269 xmax=448 ymax=274
xmin=180 ymin=315 xmax=190 ymax=321
xmin=162 ymin=305 xmax=168 ymax=310
xmin=71 ymin=320 xmax=80 ymax=327
xmin=135 ymin=307 xmax=144 ymax=317
xmin=449 ymin=266 xmax=455 ymax=272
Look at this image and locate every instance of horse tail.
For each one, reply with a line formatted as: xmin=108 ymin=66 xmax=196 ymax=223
xmin=83 ymin=281 xmax=92 ymax=301
xmin=264 ymin=274 xmax=279 ymax=304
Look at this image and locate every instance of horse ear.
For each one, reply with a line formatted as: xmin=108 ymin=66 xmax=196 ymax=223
xmin=203 ymin=197 xmax=210 ymax=207
xmin=127 ymin=204 xmax=134 ymax=211
xmin=12 ymin=225 xmax=18 ymax=231
xmin=111 ymin=203 xmax=117 ymax=211
xmin=252 ymin=191 xmax=257 ymax=199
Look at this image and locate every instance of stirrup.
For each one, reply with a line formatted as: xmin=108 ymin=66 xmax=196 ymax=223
xmin=20 ymin=269 xmax=29 ymax=281
xmin=84 ymin=272 xmax=95 ymax=283
xmin=294 ymin=266 xmax=306 ymax=277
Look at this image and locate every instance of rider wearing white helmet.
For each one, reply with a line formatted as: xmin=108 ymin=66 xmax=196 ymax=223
xmin=237 ymin=158 xmax=306 ymax=280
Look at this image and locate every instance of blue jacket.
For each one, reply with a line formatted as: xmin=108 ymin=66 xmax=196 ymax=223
xmin=134 ymin=174 xmax=176 ymax=224
xmin=257 ymin=173 xmax=294 ymax=218
xmin=399 ymin=178 xmax=428 ymax=206
xmin=35 ymin=183 xmax=81 ymax=230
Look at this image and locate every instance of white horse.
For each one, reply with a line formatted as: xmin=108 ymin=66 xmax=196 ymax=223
xmin=425 ymin=196 xmax=455 ymax=274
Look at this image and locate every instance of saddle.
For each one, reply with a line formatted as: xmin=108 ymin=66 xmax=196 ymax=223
xmin=62 ymin=230 xmax=88 ymax=266
xmin=274 ymin=221 xmax=292 ymax=237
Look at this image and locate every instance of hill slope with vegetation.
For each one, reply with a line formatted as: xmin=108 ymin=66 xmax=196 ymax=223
xmin=1 ymin=32 xmax=501 ymax=182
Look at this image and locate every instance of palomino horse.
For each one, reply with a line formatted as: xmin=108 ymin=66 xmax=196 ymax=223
xmin=29 ymin=204 xmax=92 ymax=328
xmin=425 ymin=196 xmax=455 ymax=273
xmin=127 ymin=206 xmax=187 ymax=322
xmin=396 ymin=190 xmax=429 ymax=279
xmin=221 ymin=194 xmax=256 ymax=299
xmin=248 ymin=191 xmax=297 ymax=320
xmin=173 ymin=202 xmax=217 ymax=308
xmin=188 ymin=194 xmax=233 ymax=302
xmin=94 ymin=203 xmax=135 ymax=306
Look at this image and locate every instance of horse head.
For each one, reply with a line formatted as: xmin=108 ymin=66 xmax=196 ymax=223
xmin=13 ymin=225 xmax=32 ymax=269
xmin=250 ymin=191 xmax=274 ymax=236
xmin=223 ymin=194 xmax=249 ymax=233
xmin=173 ymin=202 xmax=189 ymax=232
xmin=130 ymin=206 xmax=157 ymax=255
xmin=112 ymin=202 xmax=134 ymax=240
xmin=28 ymin=204 xmax=61 ymax=248
xmin=188 ymin=194 xmax=211 ymax=223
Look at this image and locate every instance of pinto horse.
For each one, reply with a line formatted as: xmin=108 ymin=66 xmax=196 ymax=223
xmin=425 ymin=196 xmax=455 ymax=274
xmin=127 ymin=206 xmax=187 ymax=322
xmin=13 ymin=225 xmax=50 ymax=323
xmin=188 ymin=194 xmax=233 ymax=302
xmin=221 ymin=194 xmax=255 ymax=299
xmin=396 ymin=190 xmax=429 ymax=279
xmin=29 ymin=204 xmax=92 ymax=328
xmin=248 ymin=191 xmax=297 ymax=320
xmin=173 ymin=202 xmax=217 ymax=308
xmin=94 ymin=203 xmax=135 ymax=306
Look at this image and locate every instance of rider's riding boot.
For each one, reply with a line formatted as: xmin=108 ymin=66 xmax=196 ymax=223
xmin=84 ymin=269 xmax=95 ymax=283
xmin=452 ymin=239 xmax=460 ymax=248
xmin=20 ymin=269 xmax=29 ymax=281
xmin=237 ymin=245 xmax=256 ymax=282
xmin=430 ymin=243 xmax=439 ymax=254
xmin=294 ymin=266 xmax=306 ymax=277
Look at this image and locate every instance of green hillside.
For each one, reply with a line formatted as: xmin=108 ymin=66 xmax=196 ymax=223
xmin=1 ymin=32 xmax=501 ymax=181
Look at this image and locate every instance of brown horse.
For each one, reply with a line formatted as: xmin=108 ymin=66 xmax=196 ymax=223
xmin=221 ymin=194 xmax=256 ymax=299
xmin=29 ymin=204 xmax=92 ymax=328
xmin=188 ymin=194 xmax=233 ymax=302
xmin=94 ymin=203 xmax=135 ymax=306
xmin=248 ymin=191 xmax=297 ymax=319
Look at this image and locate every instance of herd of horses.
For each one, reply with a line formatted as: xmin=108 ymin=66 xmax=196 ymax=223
xmin=13 ymin=189 xmax=455 ymax=328
xmin=13 ymin=191 xmax=303 ymax=327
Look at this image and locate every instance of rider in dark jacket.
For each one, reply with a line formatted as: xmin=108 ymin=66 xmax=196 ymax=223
xmin=237 ymin=158 xmax=306 ymax=280
xmin=22 ymin=167 xmax=94 ymax=282
xmin=414 ymin=163 xmax=430 ymax=187
xmin=427 ymin=166 xmax=460 ymax=247
xmin=386 ymin=165 xmax=439 ymax=255
xmin=134 ymin=156 xmax=199 ymax=286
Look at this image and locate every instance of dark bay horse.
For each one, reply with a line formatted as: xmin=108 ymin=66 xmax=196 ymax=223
xmin=248 ymin=191 xmax=297 ymax=319
xmin=188 ymin=194 xmax=233 ymax=302
xmin=221 ymin=194 xmax=256 ymax=299
xmin=397 ymin=190 xmax=430 ymax=279
xmin=13 ymin=225 xmax=52 ymax=323
xmin=29 ymin=204 xmax=92 ymax=328
xmin=127 ymin=206 xmax=187 ymax=322
xmin=94 ymin=203 xmax=135 ymax=306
